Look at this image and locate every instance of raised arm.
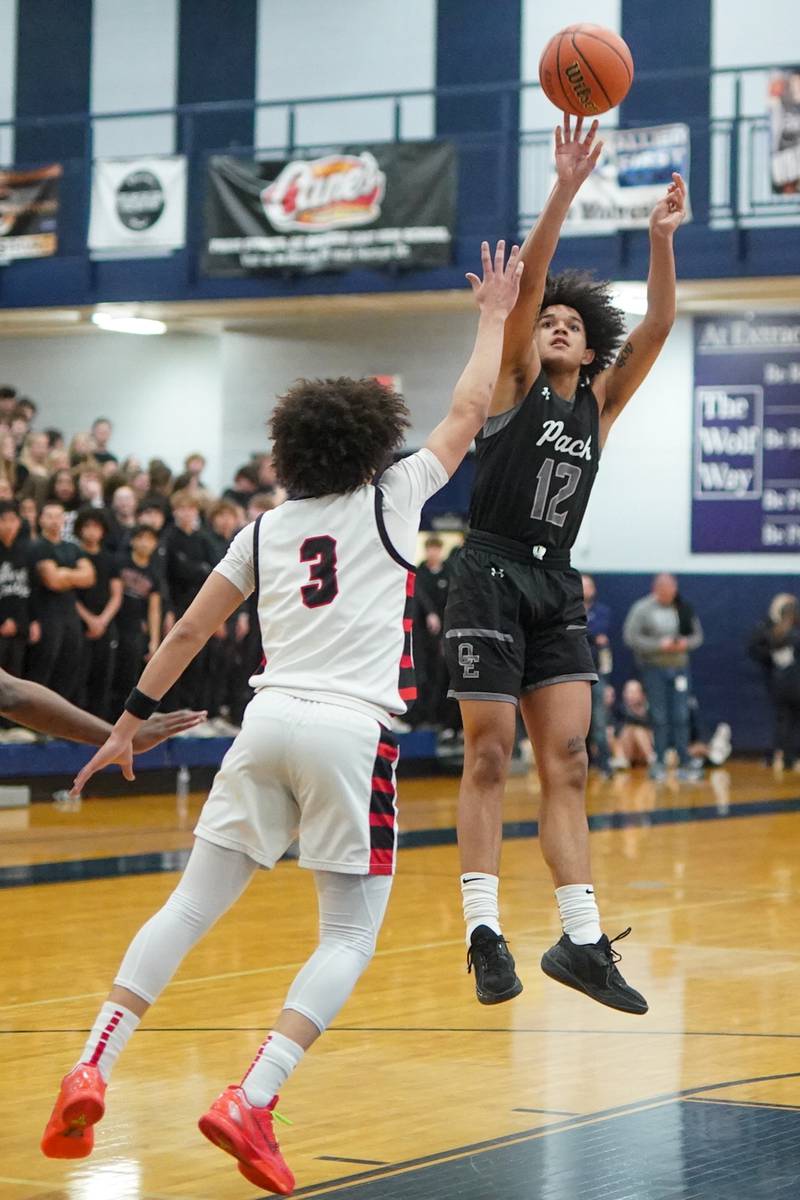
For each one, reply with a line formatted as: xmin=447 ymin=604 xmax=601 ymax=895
xmin=425 ymin=239 xmax=523 ymax=478
xmin=493 ymin=115 xmax=603 ymax=413
xmin=596 ymin=173 xmax=687 ymax=442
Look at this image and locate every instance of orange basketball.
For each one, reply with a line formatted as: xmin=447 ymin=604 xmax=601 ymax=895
xmin=539 ymin=24 xmax=634 ymax=117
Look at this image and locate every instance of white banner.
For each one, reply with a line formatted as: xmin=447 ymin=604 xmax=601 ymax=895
xmin=88 ymin=156 xmax=187 ymax=256
xmin=559 ymin=123 xmax=692 ymax=236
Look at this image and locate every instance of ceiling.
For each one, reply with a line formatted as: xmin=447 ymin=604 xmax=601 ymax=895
xmin=0 ymin=276 xmax=798 ymax=339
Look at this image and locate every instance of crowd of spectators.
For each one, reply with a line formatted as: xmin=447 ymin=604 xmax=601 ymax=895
xmin=0 ymin=385 xmax=284 ymax=740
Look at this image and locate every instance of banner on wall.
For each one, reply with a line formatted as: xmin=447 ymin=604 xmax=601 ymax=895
xmin=203 ymin=141 xmax=456 ymax=276
xmin=0 ymin=164 xmax=61 ymax=263
xmin=692 ymin=314 xmax=800 ymax=553
xmin=88 ymin=157 xmax=187 ymax=256
xmin=768 ymin=68 xmax=800 ymax=194
xmin=559 ymin=123 xmax=691 ymax=236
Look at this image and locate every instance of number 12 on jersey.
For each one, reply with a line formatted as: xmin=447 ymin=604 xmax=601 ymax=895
xmin=300 ymin=536 xmax=339 ymax=608
xmin=530 ymin=458 xmax=582 ymax=529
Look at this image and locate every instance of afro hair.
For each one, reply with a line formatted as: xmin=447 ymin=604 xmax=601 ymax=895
xmin=540 ymin=270 xmax=627 ymax=378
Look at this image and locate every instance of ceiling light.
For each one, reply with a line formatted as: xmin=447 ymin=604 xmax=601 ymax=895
xmin=91 ymin=313 xmax=166 ymax=335
xmin=610 ymin=282 xmax=648 ymax=316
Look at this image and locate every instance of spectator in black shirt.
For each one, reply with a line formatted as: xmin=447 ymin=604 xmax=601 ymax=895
xmin=164 ymin=491 xmax=220 ymax=709
xmin=0 ymin=501 xmax=33 ymax=677
xmin=46 ymin=469 xmax=79 ymax=541
xmin=75 ymin=509 xmax=122 ymax=720
xmin=111 ymin=525 xmax=163 ymax=717
xmin=107 ymin=484 xmax=137 ymax=554
xmin=413 ymin=536 xmax=451 ymax=728
xmin=91 ymin=418 xmax=118 ymax=466
xmin=205 ymin=501 xmax=250 ymax=729
xmin=222 ymin=463 xmax=259 ymax=510
xmin=28 ymin=501 xmax=95 ymax=700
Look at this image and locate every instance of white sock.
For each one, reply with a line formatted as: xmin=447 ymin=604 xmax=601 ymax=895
xmin=78 ymin=1002 xmax=141 ymax=1083
xmin=555 ymin=884 xmax=602 ymax=945
xmin=461 ymin=872 xmax=502 ymax=944
xmin=241 ymin=1031 xmax=305 ymax=1107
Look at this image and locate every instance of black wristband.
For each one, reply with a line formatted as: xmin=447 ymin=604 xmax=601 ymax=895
xmin=124 ymin=687 xmax=160 ymax=720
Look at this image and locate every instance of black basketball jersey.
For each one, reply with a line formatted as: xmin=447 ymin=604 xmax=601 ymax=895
xmin=469 ymin=370 xmax=599 ymax=550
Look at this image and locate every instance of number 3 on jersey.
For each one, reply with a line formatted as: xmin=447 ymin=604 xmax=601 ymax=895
xmin=300 ymin=536 xmax=339 ymax=608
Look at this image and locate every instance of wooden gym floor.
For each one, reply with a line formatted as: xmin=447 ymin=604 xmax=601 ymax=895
xmin=2 ymin=760 xmax=800 ymax=1199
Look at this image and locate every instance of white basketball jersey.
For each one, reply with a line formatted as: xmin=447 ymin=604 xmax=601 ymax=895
xmin=214 ymin=449 xmax=448 ymax=723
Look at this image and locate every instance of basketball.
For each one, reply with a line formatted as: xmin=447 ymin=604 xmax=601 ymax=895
xmin=539 ymin=24 xmax=634 ymax=116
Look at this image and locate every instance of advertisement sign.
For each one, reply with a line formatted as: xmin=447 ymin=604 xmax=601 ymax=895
xmin=0 ymin=164 xmax=61 ymax=262
xmin=768 ymin=68 xmax=800 ymax=193
xmin=560 ymin=123 xmax=691 ymax=235
xmin=692 ymin=314 xmax=800 ymax=553
xmin=203 ymin=141 xmax=456 ymax=275
xmin=88 ymin=156 xmax=187 ymax=255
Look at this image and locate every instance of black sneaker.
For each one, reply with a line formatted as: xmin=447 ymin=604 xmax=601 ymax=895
xmin=540 ymin=927 xmax=648 ymax=1014
xmin=466 ymin=925 xmax=523 ymax=1005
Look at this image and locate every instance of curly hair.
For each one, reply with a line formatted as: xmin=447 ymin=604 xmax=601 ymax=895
xmin=540 ymin=270 xmax=627 ymax=378
xmin=270 ymin=378 xmax=410 ymax=497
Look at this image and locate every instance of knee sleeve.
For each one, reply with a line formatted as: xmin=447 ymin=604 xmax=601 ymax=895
xmin=115 ymin=837 xmax=256 ymax=1004
xmin=285 ymin=872 xmax=392 ymax=1033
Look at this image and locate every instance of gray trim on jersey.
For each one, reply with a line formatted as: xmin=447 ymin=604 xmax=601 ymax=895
xmin=447 ymin=688 xmax=518 ymax=705
xmin=445 ymin=628 xmax=514 ymax=642
xmin=480 ymin=405 xmax=522 ymax=438
xmin=521 ymin=672 xmax=597 ymax=693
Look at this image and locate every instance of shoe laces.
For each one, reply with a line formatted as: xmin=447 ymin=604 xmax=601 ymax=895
xmin=603 ymin=927 xmax=632 ymax=979
xmin=466 ymin=933 xmax=510 ymax=975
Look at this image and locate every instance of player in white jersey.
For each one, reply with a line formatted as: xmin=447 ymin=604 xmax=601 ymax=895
xmin=40 ymin=240 xmax=523 ymax=1194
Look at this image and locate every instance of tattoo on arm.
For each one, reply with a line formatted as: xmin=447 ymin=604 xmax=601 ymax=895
xmin=615 ymin=341 xmax=634 ymax=369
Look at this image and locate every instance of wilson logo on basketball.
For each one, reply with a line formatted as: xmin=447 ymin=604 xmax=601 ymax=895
xmin=260 ymin=153 xmax=386 ymax=233
xmin=564 ymin=61 xmax=600 ymax=114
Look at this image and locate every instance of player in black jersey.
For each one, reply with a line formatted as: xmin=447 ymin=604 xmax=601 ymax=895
xmin=447 ymin=114 xmax=687 ymax=1013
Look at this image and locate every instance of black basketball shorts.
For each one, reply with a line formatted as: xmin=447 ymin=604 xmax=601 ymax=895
xmin=443 ymin=544 xmax=597 ymax=704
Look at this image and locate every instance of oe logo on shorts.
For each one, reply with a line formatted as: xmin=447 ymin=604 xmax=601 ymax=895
xmin=458 ymin=642 xmax=480 ymax=679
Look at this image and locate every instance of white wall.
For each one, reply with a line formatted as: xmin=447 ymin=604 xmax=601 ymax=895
xmin=255 ymin=0 xmax=436 ymax=150
xmin=90 ymin=0 xmax=178 ymax=158
xmin=0 ymin=332 xmax=223 ymax=488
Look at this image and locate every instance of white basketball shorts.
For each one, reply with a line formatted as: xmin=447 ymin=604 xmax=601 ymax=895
xmin=194 ymin=689 xmax=399 ymax=875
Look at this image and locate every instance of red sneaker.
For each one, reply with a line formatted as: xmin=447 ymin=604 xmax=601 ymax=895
xmin=198 ymin=1086 xmax=295 ymax=1195
xmin=40 ymin=1064 xmax=107 ymax=1159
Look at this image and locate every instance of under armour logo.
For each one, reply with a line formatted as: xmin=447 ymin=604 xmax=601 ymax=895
xmin=490 ymin=566 xmax=505 ymax=578
xmin=458 ymin=642 xmax=480 ymax=679
xmin=541 ymin=386 xmax=550 ymax=400
xmin=531 ymin=545 xmax=546 ymax=560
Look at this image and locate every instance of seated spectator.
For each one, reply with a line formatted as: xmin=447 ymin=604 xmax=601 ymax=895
xmin=16 ymin=396 xmax=37 ymax=425
xmin=0 ymin=430 xmax=28 ymax=495
xmin=69 ymin=432 xmax=97 ymax=469
xmin=18 ymin=496 xmax=39 ymax=536
xmin=91 ymin=417 xmax=118 ymax=466
xmin=0 ymin=386 xmax=17 ymax=423
xmin=148 ymin=458 xmax=173 ymax=500
xmin=10 ymin=409 xmax=30 ymax=452
xmin=413 ymin=536 xmax=451 ymax=730
xmin=74 ymin=509 xmax=122 ymax=720
xmin=583 ymin=573 xmax=613 ymax=776
xmin=206 ymin=500 xmax=241 ymax=560
xmin=255 ymin=453 xmax=278 ymax=495
xmin=18 ymin=431 xmax=51 ymax=508
xmin=27 ymin=501 xmax=95 ymax=701
xmin=111 ymin=524 xmax=162 ymax=717
xmin=45 ymin=469 xmax=79 ymax=540
xmin=749 ymin=593 xmax=800 ymax=770
xmin=246 ymin=491 xmax=280 ymax=522
xmin=164 ymin=491 xmax=220 ymax=709
xmin=130 ymin=470 xmax=151 ymax=502
xmin=0 ymin=501 xmax=34 ymax=677
xmin=107 ymin=484 xmax=138 ymax=553
xmin=76 ymin=466 xmax=106 ymax=509
xmin=611 ymin=680 xmax=655 ymax=769
xmin=45 ymin=428 xmax=64 ymax=451
xmin=623 ymin=573 xmax=704 ymax=783
xmin=223 ymin=463 xmax=259 ymax=509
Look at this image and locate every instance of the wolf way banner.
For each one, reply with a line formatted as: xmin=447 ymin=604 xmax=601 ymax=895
xmin=557 ymin=123 xmax=691 ymax=235
xmin=88 ymin=157 xmax=187 ymax=256
xmin=768 ymin=68 xmax=800 ymax=194
xmin=203 ymin=141 xmax=456 ymax=276
xmin=692 ymin=313 xmax=800 ymax=554
xmin=0 ymin=164 xmax=61 ymax=263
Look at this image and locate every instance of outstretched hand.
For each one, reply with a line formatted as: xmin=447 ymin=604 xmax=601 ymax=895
xmin=554 ymin=114 xmax=603 ymax=189
xmin=73 ymin=730 xmax=136 ymax=795
xmin=465 ymin=240 xmax=524 ymax=318
xmin=132 ymin=709 xmax=206 ymax=753
xmin=650 ymin=172 xmax=687 ymax=237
